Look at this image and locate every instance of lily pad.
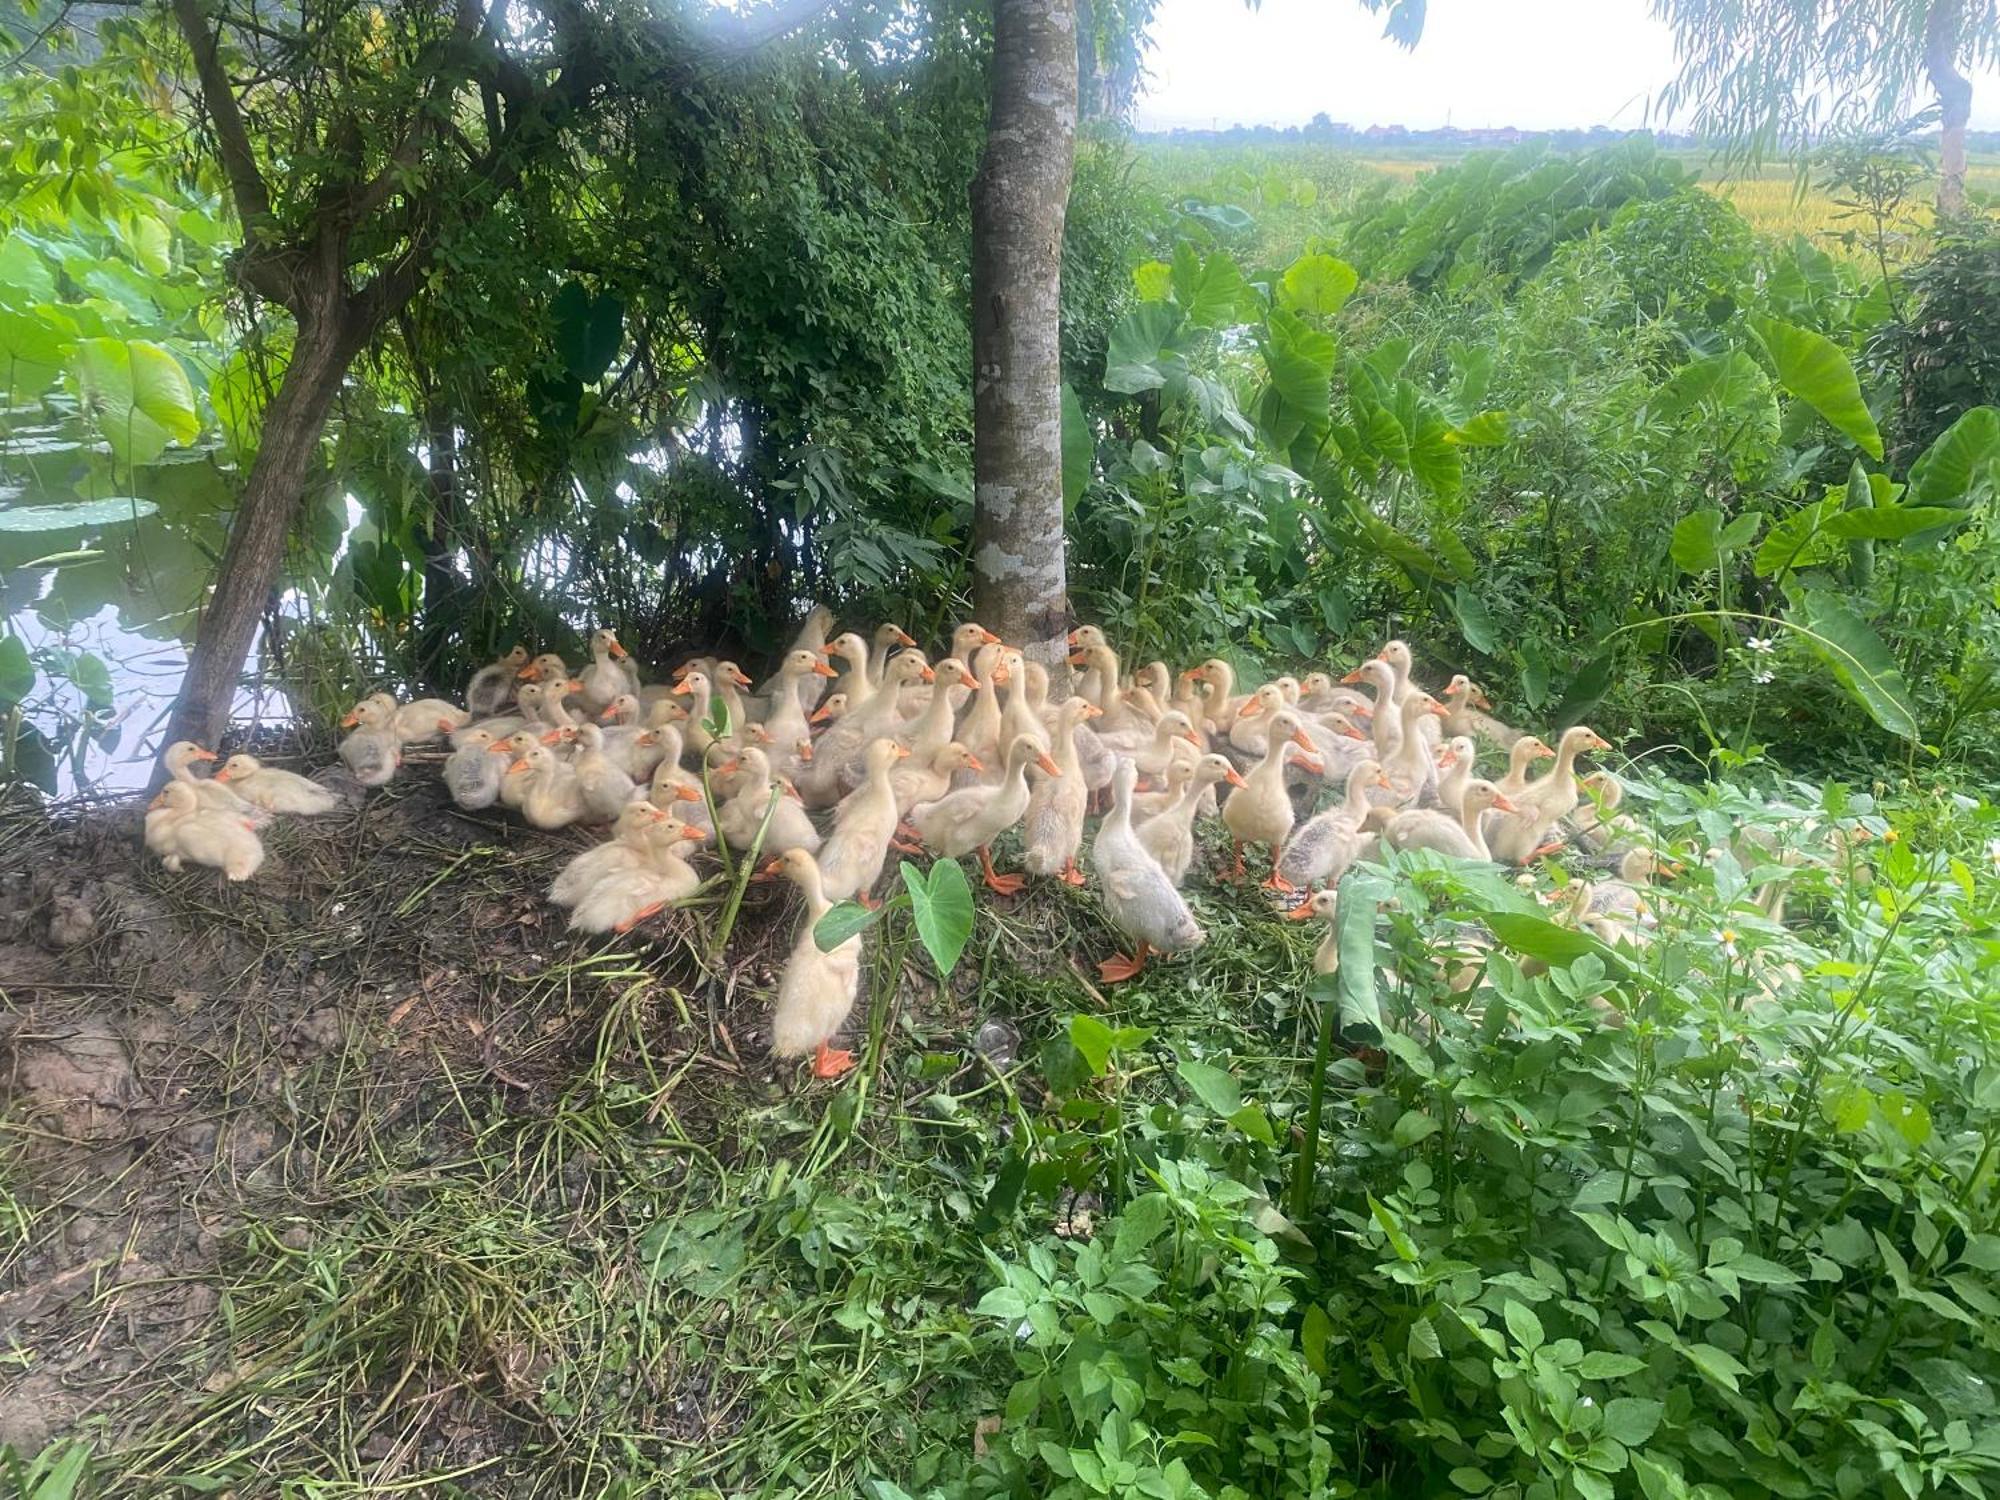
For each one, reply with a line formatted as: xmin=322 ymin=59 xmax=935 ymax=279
xmin=0 ymin=496 xmax=160 ymax=532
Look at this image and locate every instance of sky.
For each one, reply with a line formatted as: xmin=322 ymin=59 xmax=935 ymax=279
xmin=1132 ymin=0 xmax=2000 ymax=134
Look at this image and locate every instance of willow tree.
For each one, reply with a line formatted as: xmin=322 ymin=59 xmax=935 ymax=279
xmin=1653 ymin=0 xmax=1998 ymax=213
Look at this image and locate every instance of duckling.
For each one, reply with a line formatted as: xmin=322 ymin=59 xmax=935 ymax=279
xmin=645 ymin=740 xmax=713 ymax=836
xmin=444 ymin=728 xmax=507 ymax=810
xmin=877 ymin=741 xmax=984 ymax=817
xmin=715 ymin=746 xmax=823 ymax=857
xmin=1090 ymin=758 xmax=1204 ymax=983
xmin=567 ymin=822 xmax=704 ymax=934
xmin=908 ymin=733 xmax=1060 ymax=896
xmin=570 ymin=723 xmax=636 ymax=822
xmin=162 ymin=740 xmax=268 ymax=822
xmin=337 ymin=701 xmax=401 ymax=787
xmin=1384 ymin=779 xmax=1514 ymax=861
xmin=1021 ymin=698 xmax=1098 ymax=887
xmin=1131 ymin=747 xmax=1197 ymax=823
xmin=762 ymin=649 xmax=840 ymax=760
xmin=358 ymin=692 xmax=471 ymax=745
xmin=466 ymin=645 xmax=530 ymax=717
xmin=550 ymin=802 xmax=692 ymax=906
xmin=764 ymin=846 xmax=864 ymax=1079
xmin=506 ymin=741 xmax=588 ymax=831
xmin=491 ymin=730 xmax=541 ymax=810
xmin=815 ymin=738 xmax=909 ymax=904
xmin=1434 ymin=736 xmax=1479 ymax=817
xmin=1136 ymin=753 xmax=1246 ymax=886
xmin=144 ymin=781 xmax=264 ymax=879
xmin=1487 ymin=725 xmax=1610 ymax=865
xmin=1281 ymin=886 xmax=1343 ymax=976
xmin=1277 ymin=759 xmax=1386 ymax=891
xmin=1220 ymin=711 xmax=1322 ymax=890
xmin=212 ymin=754 xmax=340 ymax=816
xmin=517 ymin=652 xmax=570 ymax=689
xmin=454 ymin=680 xmax=538 ymax=749
xmin=824 ymin=630 xmax=874 ymax=707
xmin=579 ymin=627 xmax=640 ymax=712
xmin=754 ymin=604 xmax=837 ymax=706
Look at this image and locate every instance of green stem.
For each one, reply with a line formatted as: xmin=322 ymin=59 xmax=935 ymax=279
xmin=1289 ymin=985 xmax=1340 ymax=1219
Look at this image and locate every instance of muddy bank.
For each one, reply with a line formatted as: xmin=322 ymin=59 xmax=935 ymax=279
xmin=0 ymin=767 xmax=833 ymax=1468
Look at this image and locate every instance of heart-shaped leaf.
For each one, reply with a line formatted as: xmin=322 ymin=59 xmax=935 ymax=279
xmin=1750 ymin=314 xmax=1882 ymax=459
xmin=900 ymin=858 xmax=973 ymax=976
xmin=71 ymin=338 xmax=199 ymax=465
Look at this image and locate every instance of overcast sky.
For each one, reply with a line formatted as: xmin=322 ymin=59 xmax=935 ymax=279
xmin=1133 ymin=0 xmax=2000 ymax=133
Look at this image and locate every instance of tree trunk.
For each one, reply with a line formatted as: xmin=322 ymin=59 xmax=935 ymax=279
xmin=154 ymin=287 xmax=366 ymax=777
xmin=1925 ymin=0 xmax=1973 ymax=215
xmin=415 ymin=398 xmax=465 ymax=683
xmin=969 ymin=0 xmax=1078 ymax=676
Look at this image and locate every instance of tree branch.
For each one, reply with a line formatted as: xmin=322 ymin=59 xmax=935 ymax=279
xmin=169 ymin=0 xmax=273 ymax=234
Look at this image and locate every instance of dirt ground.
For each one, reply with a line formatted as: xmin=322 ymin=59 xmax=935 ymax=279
xmin=0 ymin=758 xmax=821 ymax=1476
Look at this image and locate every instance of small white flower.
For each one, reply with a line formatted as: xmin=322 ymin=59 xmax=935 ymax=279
xmin=1719 ymin=928 xmax=1738 ymax=958
xmin=1746 ymin=637 xmax=1775 ymax=655
xmin=1752 ymin=669 xmax=1775 ymax=685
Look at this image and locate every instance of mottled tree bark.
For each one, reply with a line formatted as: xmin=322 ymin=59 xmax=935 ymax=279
xmin=970 ymin=0 xmax=1078 ymax=676
xmin=1925 ymin=0 xmax=1973 ymax=215
xmin=156 ymin=281 xmax=370 ymax=770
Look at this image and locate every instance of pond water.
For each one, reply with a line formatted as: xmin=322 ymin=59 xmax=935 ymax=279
xmin=2 ymin=405 xmax=295 ymax=796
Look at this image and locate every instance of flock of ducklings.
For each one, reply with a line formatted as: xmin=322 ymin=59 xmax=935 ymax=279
xmin=145 ymin=609 xmax=1666 ymax=1079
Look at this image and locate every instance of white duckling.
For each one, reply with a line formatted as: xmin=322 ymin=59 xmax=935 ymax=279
xmin=359 ymin=691 xmax=471 ymax=745
xmin=550 ymin=802 xmax=695 ymax=907
xmin=763 ymin=845 xmax=864 ymax=1078
xmin=878 ymin=741 xmax=985 ymax=818
xmin=162 ymin=740 xmax=267 ymax=823
xmin=337 ymin=701 xmax=401 ymax=787
xmin=1487 ymin=725 xmax=1610 ymax=865
xmin=815 ymin=738 xmax=909 ymax=904
xmin=444 ymin=728 xmax=507 ymax=810
xmin=1135 ymin=753 xmax=1246 ymax=886
xmin=567 ymin=821 xmax=704 ymax=934
xmin=144 ymin=781 xmax=264 ymax=880
xmin=1090 ymin=758 xmax=1204 ymax=983
xmin=506 ymin=741 xmax=588 ymax=831
xmin=716 ymin=746 xmax=823 ymax=857
xmin=212 ymin=754 xmax=339 ymax=816
xmin=1220 ymin=710 xmax=1322 ymax=890
xmin=1277 ymin=759 xmax=1386 ymax=892
xmin=1282 ymin=886 xmax=1344 ymax=976
xmin=579 ymin=627 xmax=640 ymax=712
xmin=1384 ymin=779 xmax=1514 ymax=861
xmin=466 ymin=645 xmax=530 ymax=717
xmin=570 ymin=723 xmax=637 ymax=822
xmin=1020 ymin=698 xmax=1098 ymax=886
xmin=908 ymin=733 xmax=1060 ymax=896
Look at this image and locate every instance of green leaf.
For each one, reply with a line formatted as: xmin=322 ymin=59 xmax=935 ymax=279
xmin=1104 ymin=303 xmax=1183 ymax=395
xmin=1177 ymin=1059 xmax=1242 ymax=1116
xmin=1632 ymin=1454 xmax=1691 ymax=1500
xmin=1446 ymin=409 xmax=1510 ymax=446
xmin=1793 ymin=589 xmax=1919 ymax=741
xmin=1907 ymin=406 xmax=2000 ymax=507
xmin=1754 ymin=495 xmax=1843 ymax=578
xmin=1503 ymin=1299 xmax=1545 ymax=1352
xmin=814 ymin=898 xmax=891 ymax=952
xmin=553 ymin=279 xmax=624 ymax=385
xmin=1278 ymin=252 xmax=1358 ymax=317
xmin=973 ymin=1286 xmax=1028 ymax=1319
xmin=0 ymin=235 xmax=56 ymax=304
xmin=1333 ymin=870 xmax=1385 ymax=1039
xmin=1670 ymin=509 xmax=1761 ymax=574
xmin=210 ymin=348 xmax=276 ymax=461
xmin=1750 ymin=314 xmax=1882 ymax=459
xmin=900 ymin=858 xmax=973 ymax=977
xmin=1133 ymin=259 xmax=1173 ymax=301
xmin=1821 ymin=505 xmax=1966 ymax=542
xmin=1579 ymin=1351 xmax=1648 ymax=1379
xmin=1447 ymin=1468 xmax=1493 ymax=1495
xmin=1068 ymin=1014 xmax=1118 ymax=1076
xmin=1723 ymin=1253 xmax=1801 ymax=1285
xmin=0 ymin=496 xmax=160 ymax=533
xmin=71 ymin=338 xmax=200 ymax=465
xmin=1448 ymin=585 xmax=1498 ymax=654
xmin=1603 ymin=1396 xmax=1663 ymax=1446
xmin=1392 ymin=1109 xmax=1441 ymax=1148
xmin=1226 ymin=1103 xmax=1276 ymax=1144
xmin=1176 ymin=246 xmax=1251 ymax=328
xmin=1482 ymin=911 xmax=1620 ymax=969
xmin=1262 ymin=309 xmax=1335 ymax=415
xmin=0 ymin=308 xmax=76 ymax=400
xmin=68 ymin=652 xmax=113 ymax=713
xmin=1300 ymin=1303 xmax=1332 ymax=1375
xmin=1060 ymin=383 xmax=1092 ymax=510
xmin=1368 ymin=1193 xmax=1417 ymax=1261
xmin=1653 ymin=349 xmax=1780 ymax=474
xmin=0 ymin=636 xmax=34 ymax=708
xmin=1680 ymin=1340 xmax=1749 ymax=1392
